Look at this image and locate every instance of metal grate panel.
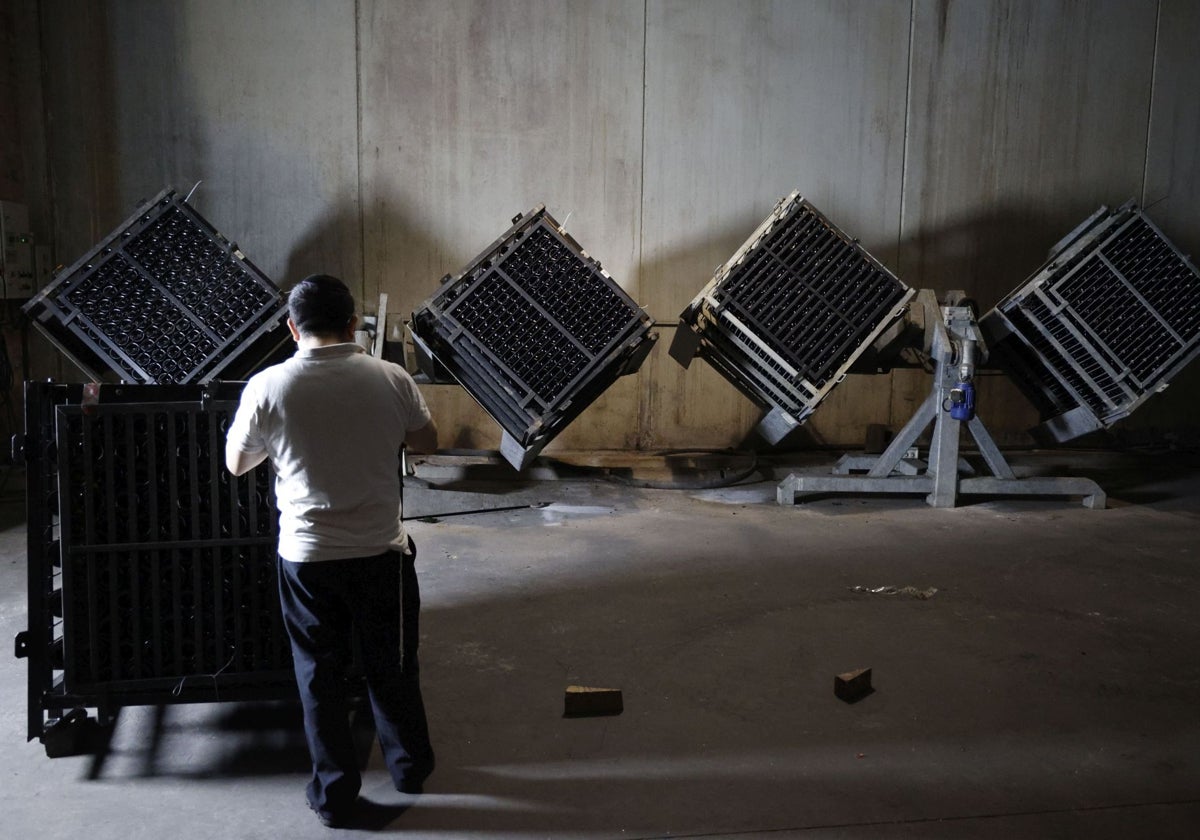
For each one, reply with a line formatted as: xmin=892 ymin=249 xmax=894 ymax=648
xmin=450 ymin=268 xmax=593 ymax=403
xmin=1103 ymin=216 xmax=1200 ymax=338
xmin=56 ymin=400 xmax=285 ymax=691
xmin=672 ymin=193 xmax=913 ymax=432
xmin=412 ymin=207 xmax=656 ymax=467
xmin=1023 ymin=296 xmax=1129 ymax=413
xmin=23 ymin=189 xmax=286 ymax=384
xmin=22 ymin=382 xmax=292 ymax=741
xmin=1054 ymin=255 xmax=1181 ymax=388
xmin=717 ymin=203 xmax=906 ymax=386
xmin=982 ymin=202 xmax=1200 ymax=441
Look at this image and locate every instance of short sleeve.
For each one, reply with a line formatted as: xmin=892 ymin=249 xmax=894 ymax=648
xmin=395 ymin=368 xmax=432 ymax=431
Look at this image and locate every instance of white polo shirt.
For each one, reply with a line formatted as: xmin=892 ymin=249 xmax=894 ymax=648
xmin=226 ymin=343 xmax=431 ymax=562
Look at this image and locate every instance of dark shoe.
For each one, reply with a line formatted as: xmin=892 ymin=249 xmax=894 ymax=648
xmin=395 ymin=755 xmax=436 ymax=794
xmin=308 ymin=797 xmax=353 ymax=828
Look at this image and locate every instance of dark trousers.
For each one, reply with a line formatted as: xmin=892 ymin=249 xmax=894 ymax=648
xmin=278 ymin=540 xmax=433 ymax=814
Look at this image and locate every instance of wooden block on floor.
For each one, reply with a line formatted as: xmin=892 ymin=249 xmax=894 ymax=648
xmin=564 ymin=685 xmax=623 ymax=718
xmin=834 ymin=668 xmax=873 ymax=703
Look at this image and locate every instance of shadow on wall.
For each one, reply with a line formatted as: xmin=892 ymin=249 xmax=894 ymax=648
xmin=281 ymin=197 xmax=362 ymax=292
xmin=11 ymin=1 xmax=124 ymax=420
xmin=887 ymin=201 xmax=1062 ymax=308
xmin=283 ymin=192 xmax=456 ymax=318
xmin=282 ymin=192 xmax=496 ymax=451
xmin=860 ymin=202 xmax=1059 ymax=443
xmin=58 ymin=2 xmax=122 ymax=255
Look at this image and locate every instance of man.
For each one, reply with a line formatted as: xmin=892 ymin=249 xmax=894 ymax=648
xmin=226 ymin=274 xmax=437 ymax=827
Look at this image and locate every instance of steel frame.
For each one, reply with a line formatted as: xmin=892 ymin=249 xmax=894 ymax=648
xmin=21 ymin=188 xmax=287 ymax=385
xmin=981 ymin=201 xmax=1200 ymax=443
xmin=411 ymin=206 xmax=656 ymax=470
xmin=671 ymin=192 xmax=914 ymax=444
xmin=777 ymin=291 xmax=1106 ymax=510
xmin=15 ymin=381 xmax=296 ymax=755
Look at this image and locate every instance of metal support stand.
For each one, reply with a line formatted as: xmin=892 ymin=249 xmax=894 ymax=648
xmin=777 ymin=294 xmax=1106 ymax=510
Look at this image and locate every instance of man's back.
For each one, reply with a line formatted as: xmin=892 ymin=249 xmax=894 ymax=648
xmin=230 ymin=342 xmax=430 ymax=562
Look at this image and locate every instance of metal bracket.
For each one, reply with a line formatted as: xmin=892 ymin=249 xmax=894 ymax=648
xmin=755 ymin=406 xmax=801 ymax=446
xmin=499 ymin=430 xmax=546 ymax=471
xmin=14 ymin=630 xmax=29 ymax=659
xmin=42 ymin=708 xmax=101 ymax=758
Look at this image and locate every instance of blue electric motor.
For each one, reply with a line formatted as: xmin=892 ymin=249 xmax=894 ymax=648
xmin=949 ymin=381 xmax=976 ymax=421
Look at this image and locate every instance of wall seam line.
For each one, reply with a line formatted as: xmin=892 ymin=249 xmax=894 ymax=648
xmin=636 ymin=0 xmax=650 ymax=451
xmin=897 ymin=0 xmax=916 ymax=269
xmin=36 ymin=0 xmax=56 ymax=265
xmin=354 ymin=0 xmax=367 ymax=301
xmin=1140 ymin=0 xmax=1163 ymax=208
xmin=638 ymin=0 xmax=648 ymax=294
xmin=891 ymin=0 xmax=918 ymax=430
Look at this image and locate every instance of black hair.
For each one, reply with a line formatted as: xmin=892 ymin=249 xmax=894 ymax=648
xmin=288 ymin=274 xmax=356 ymax=337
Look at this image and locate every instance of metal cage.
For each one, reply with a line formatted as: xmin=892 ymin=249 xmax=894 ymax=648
xmin=16 ymin=381 xmax=293 ymax=748
xmin=670 ymin=193 xmax=914 ymax=443
xmin=22 ymin=189 xmax=288 ymax=384
xmin=411 ymin=206 xmax=656 ymax=469
xmin=981 ymin=201 xmax=1200 ymax=443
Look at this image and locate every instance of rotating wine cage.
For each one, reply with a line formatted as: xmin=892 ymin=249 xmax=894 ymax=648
xmin=411 ymin=206 xmax=656 ymax=469
xmin=17 ymin=381 xmax=294 ymax=751
xmin=981 ymin=202 xmax=1200 ymax=443
xmin=22 ymin=188 xmax=287 ymax=384
xmin=669 ymin=193 xmax=914 ymax=443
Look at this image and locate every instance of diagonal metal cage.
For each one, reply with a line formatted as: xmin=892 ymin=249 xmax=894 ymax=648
xmin=981 ymin=201 xmax=1200 ymax=443
xmin=22 ymin=189 xmax=287 ymax=384
xmin=670 ymin=192 xmax=914 ymax=443
xmin=411 ymin=206 xmax=656 ymax=469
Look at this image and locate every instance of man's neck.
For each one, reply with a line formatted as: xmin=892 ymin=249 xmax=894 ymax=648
xmin=297 ymin=333 xmax=353 ymax=350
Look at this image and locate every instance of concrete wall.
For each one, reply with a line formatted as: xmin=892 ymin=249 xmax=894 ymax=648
xmin=19 ymin=0 xmax=1200 ymax=451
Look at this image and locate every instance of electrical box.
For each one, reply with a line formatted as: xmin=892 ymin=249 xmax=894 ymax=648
xmin=1 ymin=199 xmax=36 ymax=299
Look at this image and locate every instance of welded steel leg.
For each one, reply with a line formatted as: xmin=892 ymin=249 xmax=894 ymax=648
xmin=926 ymin=403 xmax=961 ymax=508
xmin=967 ymin=414 xmax=1015 ymax=480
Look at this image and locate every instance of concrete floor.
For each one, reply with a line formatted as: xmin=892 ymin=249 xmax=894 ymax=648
xmin=2 ymin=449 xmax=1199 ymax=838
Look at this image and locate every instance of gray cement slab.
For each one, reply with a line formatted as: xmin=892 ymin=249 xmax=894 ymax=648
xmin=2 ymin=451 xmax=1199 ymax=838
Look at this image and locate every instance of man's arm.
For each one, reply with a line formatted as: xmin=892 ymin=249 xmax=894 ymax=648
xmin=226 ymin=442 xmax=268 ymax=476
xmin=404 ymin=418 xmax=438 ymax=454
